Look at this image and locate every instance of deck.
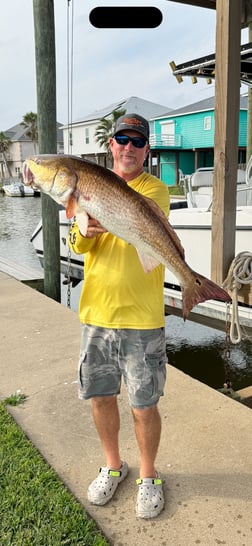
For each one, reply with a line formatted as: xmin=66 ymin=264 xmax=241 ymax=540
xmin=0 ymin=270 xmax=251 ymax=546
xmin=0 ymin=256 xmax=44 ymax=292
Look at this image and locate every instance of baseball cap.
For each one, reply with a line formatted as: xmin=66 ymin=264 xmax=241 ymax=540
xmin=112 ymin=113 xmax=149 ymax=140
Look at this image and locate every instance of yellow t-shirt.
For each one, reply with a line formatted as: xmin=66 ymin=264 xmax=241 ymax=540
xmin=68 ymin=171 xmax=170 ymax=329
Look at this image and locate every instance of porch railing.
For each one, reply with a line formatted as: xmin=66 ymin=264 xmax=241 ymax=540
xmin=149 ymin=134 xmax=182 ymax=148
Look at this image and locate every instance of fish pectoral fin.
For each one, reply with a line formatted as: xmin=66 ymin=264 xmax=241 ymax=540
xmin=66 ymin=194 xmax=78 ymax=219
xmin=136 ymin=250 xmax=160 ymax=273
xmin=75 ymin=211 xmax=89 ymax=236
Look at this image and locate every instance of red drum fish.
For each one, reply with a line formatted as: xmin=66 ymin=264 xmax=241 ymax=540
xmin=23 ymin=154 xmax=231 ymax=319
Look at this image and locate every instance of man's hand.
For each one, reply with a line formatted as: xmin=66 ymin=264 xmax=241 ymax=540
xmin=80 ymin=216 xmax=107 ymax=238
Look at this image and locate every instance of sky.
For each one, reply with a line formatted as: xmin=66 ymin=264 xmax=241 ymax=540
xmin=0 ymin=0 xmax=249 ymax=130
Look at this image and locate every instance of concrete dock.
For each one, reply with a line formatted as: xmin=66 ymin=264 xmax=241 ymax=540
xmin=1 ymin=270 xmax=252 ymax=546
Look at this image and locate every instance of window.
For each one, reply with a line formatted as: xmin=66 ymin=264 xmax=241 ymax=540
xmin=160 ymin=121 xmax=175 ymax=146
xmin=204 ymin=116 xmax=211 ymax=131
xmin=85 ymin=128 xmax=89 ymax=144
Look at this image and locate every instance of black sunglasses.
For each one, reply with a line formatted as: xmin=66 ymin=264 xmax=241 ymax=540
xmin=113 ymin=135 xmax=147 ymax=148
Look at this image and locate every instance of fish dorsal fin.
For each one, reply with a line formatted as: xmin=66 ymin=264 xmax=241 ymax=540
xmin=75 ymin=211 xmax=89 ymax=236
xmin=143 ymin=195 xmax=167 ymax=220
xmin=144 ymin=196 xmax=185 ymax=259
xmin=166 ymin=218 xmax=185 ymax=259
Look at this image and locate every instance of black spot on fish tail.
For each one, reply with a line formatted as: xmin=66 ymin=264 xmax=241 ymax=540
xmin=182 ymin=272 xmax=232 ymax=320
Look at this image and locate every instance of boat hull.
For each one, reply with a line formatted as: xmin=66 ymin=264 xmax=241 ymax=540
xmin=30 ymin=211 xmax=84 ymax=282
xmin=31 ymin=207 xmax=252 ymax=332
xmin=3 ymin=183 xmax=34 ymax=197
xmin=168 ymin=206 xmax=252 ymax=284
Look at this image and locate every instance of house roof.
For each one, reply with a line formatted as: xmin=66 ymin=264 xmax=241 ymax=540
xmin=4 ymin=124 xmax=29 ymax=142
xmin=152 ymin=94 xmax=248 ymax=120
xmin=4 ymin=122 xmax=64 ymax=143
xmin=64 ymin=96 xmax=172 ymax=127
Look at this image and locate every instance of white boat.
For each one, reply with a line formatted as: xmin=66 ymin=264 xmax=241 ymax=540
xmin=2 ymin=182 xmax=35 ymax=197
xmin=31 ymin=203 xmax=252 ymax=339
xmin=165 ymin=205 xmax=252 ymax=337
xmin=31 ymin=209 xmax=84 ymax=284
xmin=162 ymin=163 xmax=252 ymax=338
xmin=168 ymin=206 xmax=252 ymax=282
xmin=185 ymin=166 xmax=252 ymax=209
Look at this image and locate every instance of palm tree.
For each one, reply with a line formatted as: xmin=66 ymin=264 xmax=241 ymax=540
xmin=95 ymin=108 xmax=126 ymax=153
xmin=21 ymin=112 xmax=38 ymax=153
xmin=0 ymin=131 xmax=12 ymax=178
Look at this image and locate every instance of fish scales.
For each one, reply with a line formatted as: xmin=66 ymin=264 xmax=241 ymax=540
xmin=76 ymin=168 xmax=184 ymax=274
xmin=77 ymin=167 xmax=213 ymax=290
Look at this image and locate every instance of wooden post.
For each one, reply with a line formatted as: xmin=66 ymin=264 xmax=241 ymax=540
xmin=148 ymin=151 xmax=152 ymax=174
xmin=157 ymin=152 xmax=160 ymax=179
xmin=33 ymin=0 xmax=61 ymax=302
xmin=247 ymin=17 xmax=252 ymax=162
xmin=211 ymin=0 xmax=242 ymax=285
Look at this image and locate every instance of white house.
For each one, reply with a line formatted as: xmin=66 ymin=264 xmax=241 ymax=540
xmin=62 ymin=96 xmax=171 ymax=166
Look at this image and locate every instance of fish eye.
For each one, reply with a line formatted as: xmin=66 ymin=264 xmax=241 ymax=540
xmin=58 ymin=172 xmax=67 ymax=180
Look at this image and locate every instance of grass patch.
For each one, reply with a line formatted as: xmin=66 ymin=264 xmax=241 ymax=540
xmin=168 ymin=185 xmax=185 ymax=196
xmin=0 ymin=403 xmax=109 ymax=546
xmin=4 ymin=392 xmax=28 ymax=406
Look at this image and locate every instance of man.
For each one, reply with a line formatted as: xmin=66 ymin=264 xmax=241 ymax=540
xmin=68 ymin=113 xmax=170 ymax=519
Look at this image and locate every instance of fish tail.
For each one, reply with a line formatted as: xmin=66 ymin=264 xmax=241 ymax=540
xmin=182 ymin=272 xmax=232 ymax=320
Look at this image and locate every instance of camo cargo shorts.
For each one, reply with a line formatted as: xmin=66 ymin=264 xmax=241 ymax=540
xmin=78 ymin=325 xmax=167 ymax=409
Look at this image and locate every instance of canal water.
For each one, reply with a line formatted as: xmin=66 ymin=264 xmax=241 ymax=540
xmin=0 ymin=192 xmax=251 ymax=393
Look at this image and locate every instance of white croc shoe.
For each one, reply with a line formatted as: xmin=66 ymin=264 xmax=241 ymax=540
xmin=87 ymin=461 xmax=129 ymax=505
xmin=136 ymin=474 xmax=164 ymax=519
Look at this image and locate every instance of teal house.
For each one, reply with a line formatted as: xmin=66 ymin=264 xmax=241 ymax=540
xmin=149 ymin=95 xmax=248 ymax=186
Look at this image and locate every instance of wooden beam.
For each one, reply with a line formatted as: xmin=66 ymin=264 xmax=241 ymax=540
xmin=168 ymin=0 xmax=216 ymax=9
xmin=211 ymin=0 xmax=242 ymax=285
xmin=167 ymin=1 xmax=249 ymax=27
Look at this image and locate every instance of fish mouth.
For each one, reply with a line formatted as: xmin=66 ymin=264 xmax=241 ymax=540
xmin=23 ymin=163 xmax=39 ymax=189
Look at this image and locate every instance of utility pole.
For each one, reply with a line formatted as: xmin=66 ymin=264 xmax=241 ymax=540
xmin=33 ymin=0 xmax=61 ymax=302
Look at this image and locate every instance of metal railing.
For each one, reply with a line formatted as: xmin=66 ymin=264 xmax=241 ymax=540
xmin=149 ymin=134 xmax=182 ymax=148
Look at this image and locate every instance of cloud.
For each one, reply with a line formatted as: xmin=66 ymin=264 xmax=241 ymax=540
xmin=0 ymin=0 xmax=248 ymax=130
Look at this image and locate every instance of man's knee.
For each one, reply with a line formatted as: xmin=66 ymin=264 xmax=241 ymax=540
xmin=132 ymin=404 xmax=160 ymax=422
xmin=92 ymin=395 xmax=118 ymax=409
